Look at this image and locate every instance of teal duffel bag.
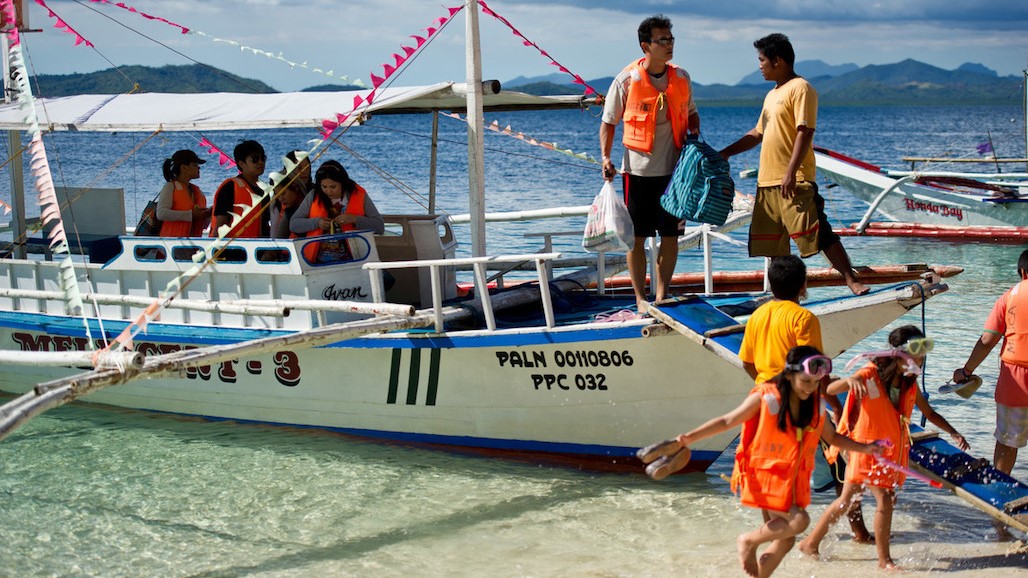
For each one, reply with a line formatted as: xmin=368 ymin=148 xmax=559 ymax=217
xmin=661 ymin=136 xmax=735 ymax=226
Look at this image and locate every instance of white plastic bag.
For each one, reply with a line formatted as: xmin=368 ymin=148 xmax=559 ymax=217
xmin=582 ymin=181 xmax=634 ymax=253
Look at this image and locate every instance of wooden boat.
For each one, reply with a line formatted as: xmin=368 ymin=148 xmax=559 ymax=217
xmin=0 ymin=2 xmax=954 ymax=473
xmin=458 ymin=263 xmax=962 ymax=296
xmin=814 ymin=146 xmax=1028 ymax=240
xmin=909 ymin=426 xmax=1028 ymax=533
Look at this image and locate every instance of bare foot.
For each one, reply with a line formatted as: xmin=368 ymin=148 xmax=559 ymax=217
xmin=851 ymin=532 xmax=875 ymax=544
xmin=847 ymin=279 xmax=870 ymax=296
xmin=636 ymin=300 xmax=650 ymax=315
xmin=737 ymin=534 xmax=759 ymax=577
xmin=880 ymin=559 xmax=900 ymax=571
xmin=797 ymin=538 xmax=820 ymax=560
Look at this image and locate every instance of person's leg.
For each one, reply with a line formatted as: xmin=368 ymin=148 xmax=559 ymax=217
xmin=994 ymin=441 xmax=1018 ymax=474
xmin=627 ymin=237 xmax=649 ymax=312
xmin=799 ymin=482 xmax=862 ymax=557
xmin=993 ymin=392 xmax=1028 ymax=474
xmin=803 ymin=183 xmax=868 ymax=295
xmin=655 ymin=235 xmax=678 ymax=302
xmin=869 ymin=486 xmax=897 ymax=569
xmin=738 ymin=508 xmax=809 ymax=577
xmin=822 ymin=241 xmax=869 ymax=296
xmin=846 ymin=494 xmax=873 ymax=543
xmin=757 ymin=536 xmax=796 ymax=578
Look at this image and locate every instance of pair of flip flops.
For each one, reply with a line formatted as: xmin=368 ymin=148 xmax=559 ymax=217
xmin=636 ymin=437 xmax=692 ymax=480
xmin=938 ymin=374 xmax=983 ymax=399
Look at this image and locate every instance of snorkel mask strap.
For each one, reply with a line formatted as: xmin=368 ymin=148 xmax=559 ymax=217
xmin=844 ymin=349 xmax=922 ymax=376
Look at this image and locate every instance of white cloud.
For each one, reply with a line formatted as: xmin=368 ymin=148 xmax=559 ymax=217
xmin=22 ymin=1 xmax=1028 ymax=91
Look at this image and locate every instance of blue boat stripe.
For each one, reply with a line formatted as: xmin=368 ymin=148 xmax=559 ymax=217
xmin=387 ymin=348 xmax=401 ymax=404
xmin=426 ymin=348 xmax=441 ymax=406
xmin=406 ymin=348 xmax=421 ymax=405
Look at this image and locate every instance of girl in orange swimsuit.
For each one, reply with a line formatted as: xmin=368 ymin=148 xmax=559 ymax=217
xmin=639 ymin=345 xmax=882 ymax=578
xmin=798 ymin=325 xmax=968 ymax=570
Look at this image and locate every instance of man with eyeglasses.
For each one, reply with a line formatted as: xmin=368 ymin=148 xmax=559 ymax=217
xmin=952 ymin=248 xmax=1028 ymax=475
xmin=211 ymin=139 xmax=271 ymax=238
xmin=599 ymin=14 xmax=700 ymax=314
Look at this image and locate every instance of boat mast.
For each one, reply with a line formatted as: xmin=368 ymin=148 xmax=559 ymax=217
xmin=1 ymin=2 xmax=26 ymax=258
xmin=465 ymin=0 xmax=486 ymax=257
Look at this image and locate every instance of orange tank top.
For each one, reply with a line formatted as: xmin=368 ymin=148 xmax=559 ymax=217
xmin=210 ymin=177 xmax=263 ymax=238
xmin=730 ymin=382 xmax=825 ymax=512
xmin=302 ymin=184 xmax=368 ymax=262
xmin=1001 ymin=280 xmax=1028 ymax=367
xmin=621 ymin=59 xmax=692 ymax=154
xmin=829 ymin=363 xmax=916 ymax=487
xmin=159 ymin=181 xmax=206 ymax=237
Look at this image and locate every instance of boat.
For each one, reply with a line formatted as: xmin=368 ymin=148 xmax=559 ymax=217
xmin=0 ymin=1 xmax=952 ymax=473
xmin=815 ymin=70 xmax=1028 ymax=241
xmin=814 ymin=146 xmax=1028 ymax=241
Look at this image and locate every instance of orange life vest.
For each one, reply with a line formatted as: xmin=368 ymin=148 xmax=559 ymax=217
xmin=828 ymin=363 xmax=916 ymax=487
xmin=159 ymin=181 xmax=206 ymax=237
xmin=1001 ymin=280 xmax=1028 ymax=367
xmin=621 ymin=59 xmax=692 ymax=154
xmin=210 ymin=177 xmax=264 ymax=238
xmin=302 ymin=184 xmax=368 ymax=262
xmin=730 ymin=382 xmax=825 ymax=512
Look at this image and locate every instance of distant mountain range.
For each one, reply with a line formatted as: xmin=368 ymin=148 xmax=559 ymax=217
xmin=31 ymin=59 xmax=1023 ymax=106
xmin=35 ymin=64 xmax=279 ymax=96
xmin=505 ymin=59 xmax=1024 ymax=105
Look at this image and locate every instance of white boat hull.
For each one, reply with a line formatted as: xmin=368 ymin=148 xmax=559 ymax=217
xmin=0 ymin=275 xmax=942 ymax=472
xmin=815 ymin=149 xmax=1028 ymax=229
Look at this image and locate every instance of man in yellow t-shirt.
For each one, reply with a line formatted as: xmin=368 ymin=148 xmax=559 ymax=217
xmin=720 ymin=33 xmax=867 ymax=296
xmin=738 ymin=255 xmax=821 ymax=383
xmin=739 ymin=254 xmax=872 ymax=541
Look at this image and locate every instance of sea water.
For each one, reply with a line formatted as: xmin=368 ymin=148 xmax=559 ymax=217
xmin=0 ymin=105 xmax=1026 ymax=576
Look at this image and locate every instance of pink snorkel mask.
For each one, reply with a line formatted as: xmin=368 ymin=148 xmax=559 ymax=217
xmin=785 ymin=354 xmax=833 ymax=378
xmin=844 ymin=337 xmax=933 ymax=376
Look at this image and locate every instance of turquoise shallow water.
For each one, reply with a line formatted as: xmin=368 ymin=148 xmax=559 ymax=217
xmin=1 ymin=105 xmax=1027 ymax=576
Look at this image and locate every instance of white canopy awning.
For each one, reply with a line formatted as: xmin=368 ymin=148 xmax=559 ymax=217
xmin=0 ymin=82 xmax=597 ymax=132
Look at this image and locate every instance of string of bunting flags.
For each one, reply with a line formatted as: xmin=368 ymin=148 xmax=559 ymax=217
xmin=477 ymin=0 xmax=599 ymax=97
xmin=442 ymin=112 xmax=599 ymax=165
xmin=2 ymin=0 xmax=91 ymax=343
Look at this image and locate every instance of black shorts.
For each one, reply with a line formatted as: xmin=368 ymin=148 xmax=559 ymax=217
xmin=623 ymin=173 xmax=680 ymax=238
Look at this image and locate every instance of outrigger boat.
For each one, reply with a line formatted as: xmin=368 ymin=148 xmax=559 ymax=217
xmin=815 ymin=146 xmax=1028 ymax=242
xmin=0 ymin=1 xmax=952 ymax=473
xmin=815 ymin=71 xmax=1028 ymax=242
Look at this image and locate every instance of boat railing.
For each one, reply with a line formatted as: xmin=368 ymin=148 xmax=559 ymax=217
xmin=449 ymin=207 xmax=756 ymax=295
xmin=365 ymin=252 xmax=561 ymax=332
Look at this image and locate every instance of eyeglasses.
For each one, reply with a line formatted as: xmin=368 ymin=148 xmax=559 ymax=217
xmin=900 ymin=337 xmax=934 ymax=356
xmin=649 ymin=36 xmax=674 ymax=47
xmin=786 ymin=355 xmax=832 ymax=378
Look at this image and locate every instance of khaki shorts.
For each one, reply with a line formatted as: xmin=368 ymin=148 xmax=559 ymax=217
xmin=995 ymin=403 xmax=1028 ymax=448
xmin=749 ymin=181 xmax=839 ymax=258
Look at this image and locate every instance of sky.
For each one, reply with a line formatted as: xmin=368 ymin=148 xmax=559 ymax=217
xmin=15 ymin=0 xmax=1028 ymax=93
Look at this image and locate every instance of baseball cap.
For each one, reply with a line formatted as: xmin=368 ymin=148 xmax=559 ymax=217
xmin=171 ymin=149 xmax=207 ymax=165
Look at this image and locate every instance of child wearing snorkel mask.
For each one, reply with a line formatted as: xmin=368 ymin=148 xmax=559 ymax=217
xmin=638 ymin=345 xmax=883 ymax=578
xmin=799 ymin=325 xmax=968 ymax=570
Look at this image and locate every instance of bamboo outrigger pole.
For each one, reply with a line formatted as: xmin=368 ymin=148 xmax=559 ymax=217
xmin=0 ymin=306 xmax=471 ymax=442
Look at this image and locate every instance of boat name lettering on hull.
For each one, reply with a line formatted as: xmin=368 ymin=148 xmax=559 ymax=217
xmin=495 ymin=349 xmax=633 ymax=369
xmin=532 ymin=373 xmax=607 ymax=391
xmin=903 ymin=198 xmax=963 ymax=221
xmin=10 ymin=332 xmax=302 ymax=387
xmin=322 ymin=284 xmax=368 ymax=300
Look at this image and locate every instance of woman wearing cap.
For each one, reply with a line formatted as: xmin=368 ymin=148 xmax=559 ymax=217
xmin=290 ymin=160 xmax=384 ymax=237
xmin=156 ymin=149 xmax=211 ymax=237
xmin=799 ymin=325 xmax=968 ymax=570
